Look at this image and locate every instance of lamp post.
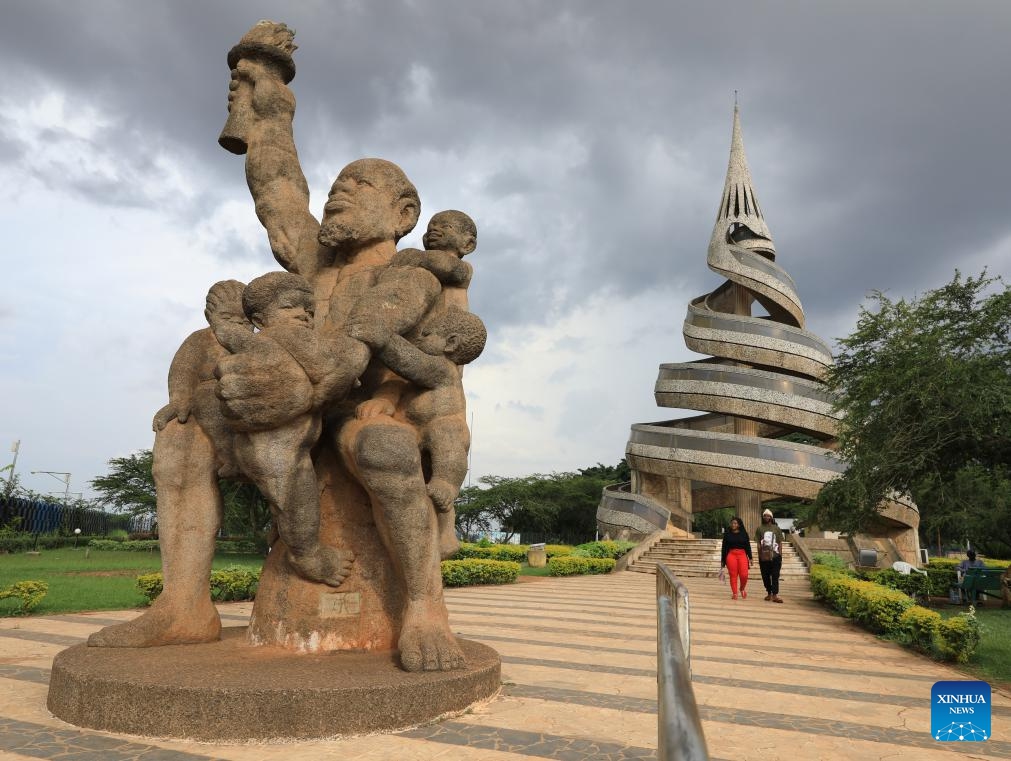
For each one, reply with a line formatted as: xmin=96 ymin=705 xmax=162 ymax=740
xmin=31 ymin=471 xmax=71 ymax=502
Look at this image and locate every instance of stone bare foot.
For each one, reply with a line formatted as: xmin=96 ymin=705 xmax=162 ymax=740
xmin=87 ymin=596 xmax=221 ymax=648
xmin=398 ymin=601 xmax=466 ymax=672
xmin=287 ymin=546 xmax=355 ymax=587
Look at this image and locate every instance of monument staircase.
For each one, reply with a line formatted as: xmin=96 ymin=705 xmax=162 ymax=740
xmin=626 ymin=536 xmax=809 ymax=580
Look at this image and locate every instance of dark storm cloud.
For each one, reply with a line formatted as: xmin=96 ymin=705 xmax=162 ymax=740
xmin=2 ymin=1 xmax=1009 ymax=335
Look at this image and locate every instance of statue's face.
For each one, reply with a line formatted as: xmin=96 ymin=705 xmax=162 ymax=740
xmin=423 ymin=214 xmax=471 ymax=255
xmin=409 ymin=316 xmax=449 ymax=357
xmin=258 ymin=289 xmax=313 ymax=329
xmin=318 ymin=165 xmax=398 ymax=249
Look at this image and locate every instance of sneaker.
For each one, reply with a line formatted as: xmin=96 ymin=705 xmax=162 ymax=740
xmin=772 ymin=595 xmax=784 ymax=603
xmin=764 ymin=594 xmax=772 ymax=601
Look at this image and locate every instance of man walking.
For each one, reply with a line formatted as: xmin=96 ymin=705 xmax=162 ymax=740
xmin=756 ymin=508 xmax=785 ymax=603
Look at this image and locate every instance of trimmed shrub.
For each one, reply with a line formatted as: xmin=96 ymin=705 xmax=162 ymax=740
xmin=441 ymin=559 xmax=520 ymax=587
xmin=933 ymin=611 xmax=983 ymax=664
xmin=547 ymin=556 xmax=616 ymax=576
xmin=811 ymin=565 xmax=981 ymax=662
xmin=811 ymin=552 xmax=850 ymax=571
xmin=544 ymin=544 xmax=574 ymax=558
xmin=453 ymin=542 xmax=528 ymax=563
xmin=136 ymin=572 xmax=164 ymax=601
xmin=0 ymin=534 xmax=36 ymax=554
xmin=811 ymin=565 xmax=913 ymax=632
xmin=897 ymin=605 xmax=941 ymax=652
xmin=137 ymin=567 xmax=260 ymax=603
xmin=107 ymin=528 xmax=130 ymax=541
xmin=0 ymin=580 xmax=49 ymax=615
xmin=88 ymin=539 xmax=159 ymax=552
xmin=857 ymin=567 xmax=929 ymax=600
xmin=215 ymin=539 xmax=263 ymax=555
xmin=210 ymin=567 xmax=260 ymax=601
xmin=572 ymin=540 xmax=636 ymax=560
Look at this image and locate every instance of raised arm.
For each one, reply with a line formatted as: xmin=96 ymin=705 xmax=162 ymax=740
xmin=225 ymin=57 xmax=322 ymax=278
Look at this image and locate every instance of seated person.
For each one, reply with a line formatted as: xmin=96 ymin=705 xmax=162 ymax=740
xmin=957 ymin=549 xmax=986 ymax=602
xmin=958 ymin=549 xmax=985 ymax=577
xmin=211 ymin=271 xmax=371 ymax=586
xmin=352 ymin=306 xmax=487 ymax=558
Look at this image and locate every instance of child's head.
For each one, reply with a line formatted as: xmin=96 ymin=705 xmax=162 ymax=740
xmin=414 ymin=307 xmax=487 ymax=365
xmin=204 ymin=280 xmax=249 ymax=327
xmin=422 ymin=210 xmax=476 ymax=258
xmin=242 ymin=272 xmax=314 ymax=329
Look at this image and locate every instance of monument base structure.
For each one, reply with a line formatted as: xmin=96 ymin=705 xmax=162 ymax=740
xmin=48 ymin=628 xmax=500 ymax=741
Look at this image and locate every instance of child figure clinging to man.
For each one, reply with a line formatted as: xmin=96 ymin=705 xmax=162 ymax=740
xmin=351 ymin=305 xmax=487 ymax=559
xmin=211 ymin=271 xmax=370 ymax=587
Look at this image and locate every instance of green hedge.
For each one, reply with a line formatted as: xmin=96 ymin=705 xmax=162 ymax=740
xmin=88 ymin=539 xmax=159 ymax=552
xmin=138 ymin=558 xmax=522 ymax=599
xmin=441 ymin=559 xmax=520 ymax=586
xmin=856 ymin=567 xmax=929 ymax=600
xmin=810 ymin=565 xmax=981 ymax=662
xmin=453 ymin=542 xmax=528 ymax=562
xmin=0 ymin=580 xmax=48 ymax=615
xmin=137 ymin=566 xmax=260 ymax=603
xmin=572 ymin=540 xmax=636 ymax=559
xmin=547 ymin=556 xmax=616 ymax=576
xmin=0 ymin=534 xmax=102 ymax=553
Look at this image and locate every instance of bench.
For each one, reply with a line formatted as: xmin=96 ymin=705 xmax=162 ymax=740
xmin=958 ymin=567 xmax=1009 ymax=606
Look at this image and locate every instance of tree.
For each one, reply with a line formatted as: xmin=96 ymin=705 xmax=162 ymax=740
xmin=815 ymin=271 xmax=1011 ymax=555
xmin=90 ymin=451 xmax=157 ymax=518
xmin=453 ymin=461 xmax=630 ymax=543
xmin=90 ymin=450 xmax=271 ymax=540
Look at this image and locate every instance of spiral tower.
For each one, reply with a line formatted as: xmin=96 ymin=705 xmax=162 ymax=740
xmin=598 ymin=107 xmax=920 ymax=562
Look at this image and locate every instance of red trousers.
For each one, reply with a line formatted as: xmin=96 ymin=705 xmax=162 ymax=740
xmin=726 ymin=549 xmax=750 ymax=595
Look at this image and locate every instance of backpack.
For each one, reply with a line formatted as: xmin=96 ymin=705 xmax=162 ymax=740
xmin=758 ymin=530 xmax=779 ymax=561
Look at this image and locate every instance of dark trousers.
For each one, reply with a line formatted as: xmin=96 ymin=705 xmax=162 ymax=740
xmin=759 ymin=555 xmax=782 ymax=595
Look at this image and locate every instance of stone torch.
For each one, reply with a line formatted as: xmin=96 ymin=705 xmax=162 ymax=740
xmin=218 ymin=20 xmax=297 ymax=155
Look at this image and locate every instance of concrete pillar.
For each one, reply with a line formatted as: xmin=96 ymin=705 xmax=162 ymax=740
xmin=731 ymin=283 xmax=762 ymax=533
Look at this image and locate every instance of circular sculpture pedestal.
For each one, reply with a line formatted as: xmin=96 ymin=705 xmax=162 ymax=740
xmin=47 ymin=627 xmax=500 ymax=741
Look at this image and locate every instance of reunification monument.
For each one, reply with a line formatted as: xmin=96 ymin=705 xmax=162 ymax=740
xmin=47 ymin=21 xmax=499 ymax=741
xmin=597 ymin=106 xmax=920 ymax=564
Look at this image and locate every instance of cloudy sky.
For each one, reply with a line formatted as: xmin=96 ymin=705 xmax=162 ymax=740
xmin=1 ymin=1 xmax=1008 ymax=500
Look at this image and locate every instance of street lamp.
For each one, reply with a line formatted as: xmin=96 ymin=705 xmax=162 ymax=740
xmin=31 ymin=471 xmax=71 ymax=502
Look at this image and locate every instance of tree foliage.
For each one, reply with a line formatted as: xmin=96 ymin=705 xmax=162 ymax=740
xmin=89 ymin=451 xmax=157 ymax=518
xmin=89 ymin=449 xmax=271 ymax=539
xmin=454 ymin=461 xmax=630 ymax=544
xmin=815 ymin=271 xmax=1011 ymax=555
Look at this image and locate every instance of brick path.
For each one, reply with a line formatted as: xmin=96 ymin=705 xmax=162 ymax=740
xmin=0 ymin=572 xmax=1008 ymax=759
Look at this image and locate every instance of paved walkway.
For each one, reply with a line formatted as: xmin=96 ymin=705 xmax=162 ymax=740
xmin=0 ymin=572 xmax=1008 ymax=760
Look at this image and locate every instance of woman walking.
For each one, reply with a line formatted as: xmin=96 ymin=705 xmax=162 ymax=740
xmin=720 ymin=516 xmax=753 ymax=600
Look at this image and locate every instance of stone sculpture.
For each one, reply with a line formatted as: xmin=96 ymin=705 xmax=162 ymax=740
xmin=86 ymin=20 xmax=486 ymax=673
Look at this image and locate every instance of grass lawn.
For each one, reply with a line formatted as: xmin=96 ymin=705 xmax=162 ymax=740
xmin=0 ymin=549 xmax=265 ymax=616
xmin=938 ymin=604 xmax=1011 ymax=690
xmin=517 ymin=564 xmax=552 ymax=577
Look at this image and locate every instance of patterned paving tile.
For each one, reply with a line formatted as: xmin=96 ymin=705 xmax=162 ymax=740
xmin=0 ymin=717 xmax=221 ymax=760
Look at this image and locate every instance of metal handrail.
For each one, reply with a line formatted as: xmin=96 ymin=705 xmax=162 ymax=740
xmin=656 ymin=564 xmax=709 ymax=760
